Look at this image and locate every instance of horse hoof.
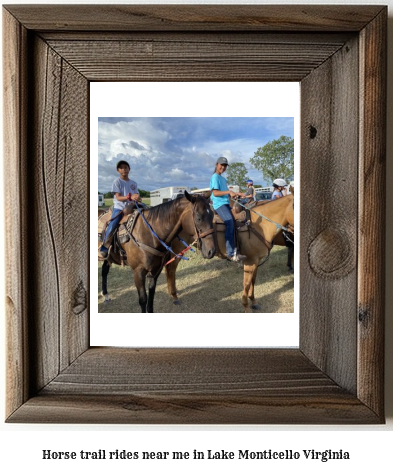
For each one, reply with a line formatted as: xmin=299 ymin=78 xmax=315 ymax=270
xmin=288 ymin=268 xmax=294 ymax=274
xmin=252 ymin=304 xmax=261 ymax=310
xmin=173 ymin=299 xmax=181 ymax=305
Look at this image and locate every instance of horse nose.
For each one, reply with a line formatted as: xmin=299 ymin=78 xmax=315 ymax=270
xmin=207 ymin=248 xmax=215 ymax=259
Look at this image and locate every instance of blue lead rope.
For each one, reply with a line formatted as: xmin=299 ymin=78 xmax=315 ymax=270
xmin=134 ymin=201 xmax=189 ymax=260
xmin=177 ymin=235 xmax=196 ymax=252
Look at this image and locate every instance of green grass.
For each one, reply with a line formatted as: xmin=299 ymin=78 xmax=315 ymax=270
xmin=98 ymin=246 xmax=294 ymax=313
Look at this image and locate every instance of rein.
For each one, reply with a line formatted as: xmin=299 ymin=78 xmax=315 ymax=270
xmin=133 ymin=198 xmax=214 ymax=262
xmin=165 ymin=200 xmax=215 ymax=266
xmin=234 ymin=199 xmax=291 ymax=233
xmin=134 ymin=201 xmax=189 ymax=260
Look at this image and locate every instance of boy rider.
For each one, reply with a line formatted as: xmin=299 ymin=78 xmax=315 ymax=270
xmin=99 ymin=160 xmax=140 ymax=259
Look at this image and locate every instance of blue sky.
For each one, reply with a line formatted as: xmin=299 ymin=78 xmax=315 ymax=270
xmin=98 ymin=117 xmax=294 ymax=192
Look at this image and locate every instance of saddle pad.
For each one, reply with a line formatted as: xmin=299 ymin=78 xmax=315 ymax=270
xmin=98 ymin=210 xmax=111 ymax=241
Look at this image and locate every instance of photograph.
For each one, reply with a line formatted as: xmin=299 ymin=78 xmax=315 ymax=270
xmin=96 ymin=116 xmax=296 ymax=316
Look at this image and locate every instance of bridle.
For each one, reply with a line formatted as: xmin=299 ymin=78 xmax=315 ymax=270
xmin=189 ymin=199 xmax=215 ymax=249
xmin=163 ymin=198 xmax=214 ymax=266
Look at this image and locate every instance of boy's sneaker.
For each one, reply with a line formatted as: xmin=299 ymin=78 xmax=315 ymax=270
xmin=98 ymin=246 xmax=108 ymax=259
xmin=229 ymin=253 xmax=247 ymax=262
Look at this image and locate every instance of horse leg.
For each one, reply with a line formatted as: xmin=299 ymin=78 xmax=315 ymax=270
xmin=101 ymin=260 xmax=111 ymax=303
xmin=287 ymin=245 xmax=294 ymax=273
xmin=242 ymin=262 xmax=257 ymax=313
xmin=133 ymin=267 xmax=148 ymax=313
xmin=248 ymin=265 xmax=261 ymax=310
xmin=165 ymin=260 xmax=181 ymax=305
xmin=147 ymin=273 xmax=160 ymax=313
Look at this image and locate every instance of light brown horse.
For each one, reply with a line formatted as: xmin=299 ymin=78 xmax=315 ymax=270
xmin=99 ymin=191 xmax=216 ymax=313
xmin=165 ymin=194 xmax=294 ymax=312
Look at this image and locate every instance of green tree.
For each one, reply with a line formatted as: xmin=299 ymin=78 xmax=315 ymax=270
xmin=225 ymin=162 xmax=249 ymax=191
xmin=250 ymin=135 xmax=294 ymax=183
xmin=138 ymin=189 xmax=150 ymax=198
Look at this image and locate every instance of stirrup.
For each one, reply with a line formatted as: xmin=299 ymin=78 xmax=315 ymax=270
xmin=99 ymin=243 xmax=113 ymax=260
xmin=98 ymin=248 xmax=109 ymax=259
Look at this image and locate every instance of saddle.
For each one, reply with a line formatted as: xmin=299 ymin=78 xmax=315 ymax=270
xmin=212 ymin=203 xmax=273 ymax=255
xmin=98 ymin=203 xmax=139 ymax=262
xmin=98 ymin=202 xmax=165 ymax=263
xmin=212 ymin=208 xmax=249 ymax=230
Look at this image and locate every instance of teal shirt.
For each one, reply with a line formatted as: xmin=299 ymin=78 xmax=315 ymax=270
xmin=210 ymin=173 xmax=230 ymax=210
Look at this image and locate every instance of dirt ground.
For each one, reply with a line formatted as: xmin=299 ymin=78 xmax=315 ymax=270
xmin=98 ymin=246 xmax=294 ymax=313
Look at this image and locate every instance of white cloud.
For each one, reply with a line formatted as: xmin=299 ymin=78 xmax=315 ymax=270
xmin=97 ymin=117 xmax=294 ymax=191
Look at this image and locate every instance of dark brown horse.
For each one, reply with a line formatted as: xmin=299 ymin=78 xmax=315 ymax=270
xmin=165 ymin=194 xmax=294 ymax=312
xmin=99 ymin=191 xmax=215 ymax=313
xmin=273 ymin=229 xmax=294 ymax=272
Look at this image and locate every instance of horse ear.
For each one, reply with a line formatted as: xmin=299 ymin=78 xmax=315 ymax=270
xmin=202 ymin=190 xmax=212 ymax=199
xmin=184 ymin=190 xmax=196 ymax=202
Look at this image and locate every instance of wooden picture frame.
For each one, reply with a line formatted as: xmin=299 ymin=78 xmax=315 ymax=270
xmin=3 ymin=5 xmax=386 ymax=424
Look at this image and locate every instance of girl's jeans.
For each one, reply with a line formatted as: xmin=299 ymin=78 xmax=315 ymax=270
xmin=215 ymin=204 xmax=235 ymax=257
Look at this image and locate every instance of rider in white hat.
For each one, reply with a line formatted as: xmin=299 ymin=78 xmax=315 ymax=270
xmin=272 ymin=178 xmax=287 ymax=200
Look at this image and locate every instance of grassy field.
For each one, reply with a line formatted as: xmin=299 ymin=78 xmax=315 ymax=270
xmin=98 ymin=246 xmax=294 ymax=313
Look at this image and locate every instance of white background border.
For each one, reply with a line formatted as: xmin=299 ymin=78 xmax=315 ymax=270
xmin=90 ymin=82 xmax=300 ymax=347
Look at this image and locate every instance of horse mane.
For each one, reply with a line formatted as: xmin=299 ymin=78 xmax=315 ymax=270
xmin=254 ymin=194 xmax=293 ymax=210
xmin=144 ymin=197 xmax=185 ymax=223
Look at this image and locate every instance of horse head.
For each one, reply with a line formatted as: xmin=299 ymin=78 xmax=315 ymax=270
xmin=182 ymin=191 xmax=216 ymax=259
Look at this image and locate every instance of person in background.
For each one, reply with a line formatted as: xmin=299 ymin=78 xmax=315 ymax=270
xmin=99 ymin=160 xmax=140 ymax=259
xmin=271 ymin=178 xmax=287 ymax=200
xmin=244 ymin=179 xmax=255 ymax=203
xmin=210 ymin=156 xmax=246 ymax=262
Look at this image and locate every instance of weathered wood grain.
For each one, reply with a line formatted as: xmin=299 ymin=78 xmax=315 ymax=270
xmin=300 ymin=36 xmax=359 ymax=394
xmin=7 ymin=349 xmax=379 ymax=424
xmin=45 ymin=38 xmax=348 ymax=82
xmin=3 ymin=8 xmax=31 ymax=418
xmin=3 ymin=5 xmax=384 ymax=32
xmin=358 ymin=9 xmax=387 ymax=417
xmin=30 ymin=36 xmax=90 ymax=386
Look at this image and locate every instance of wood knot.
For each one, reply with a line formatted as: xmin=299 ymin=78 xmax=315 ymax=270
xmin=358 ymin=307 xmax=370 ymax=328
xmin=308 ymin=228 xmax=355 ymax=279
xmin=309 ymin=125 xmax=317 ymax=139
xmin=73 ymin=281 xmax=87 ymax=315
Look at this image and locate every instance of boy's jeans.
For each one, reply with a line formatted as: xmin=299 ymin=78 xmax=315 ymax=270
xmin=101 ymin=208 xmax=123 ymax=249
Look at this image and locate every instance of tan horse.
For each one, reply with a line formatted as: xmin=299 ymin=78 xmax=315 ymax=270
xmin=165 ymin=194 xmax=294 ymax=312
xmin=99 ymin=191 xmax=216 ymax=313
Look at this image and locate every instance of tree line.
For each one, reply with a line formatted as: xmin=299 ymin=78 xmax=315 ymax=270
xmin=99 ymin=189 xmax=150 ymax=198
